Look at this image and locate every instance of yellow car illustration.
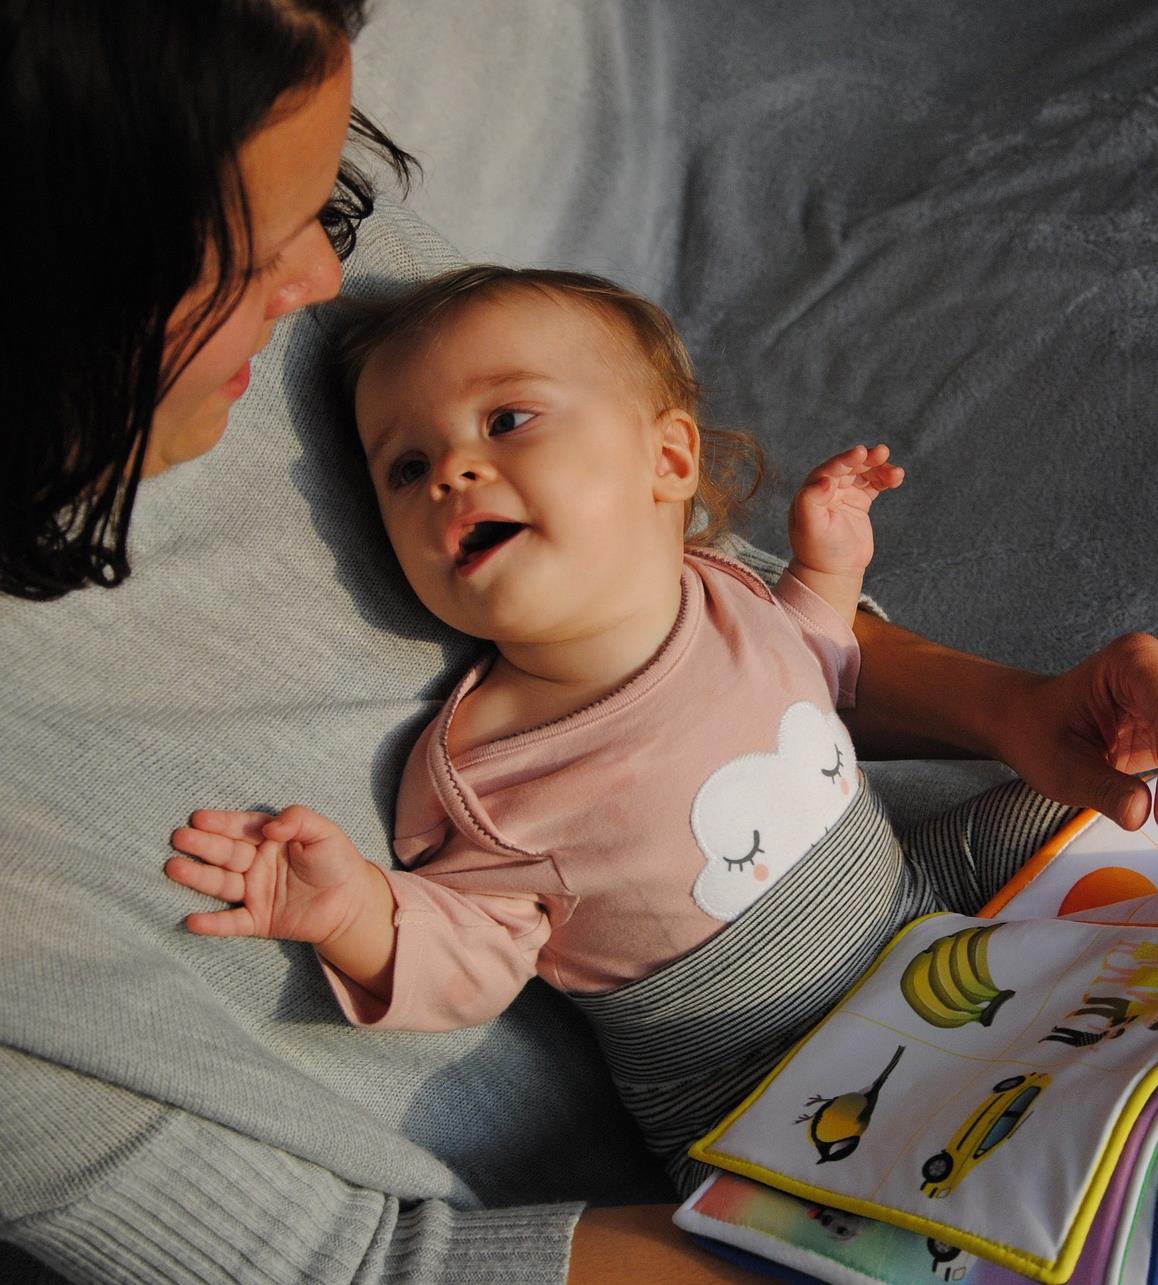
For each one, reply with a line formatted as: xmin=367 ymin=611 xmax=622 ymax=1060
xmin=920 ymin=1072 xmax=1050 ymax=1199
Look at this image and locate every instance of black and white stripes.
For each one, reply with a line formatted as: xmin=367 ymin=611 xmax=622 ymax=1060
xmin=571 ymin=776 xmax=1076 ymax=1195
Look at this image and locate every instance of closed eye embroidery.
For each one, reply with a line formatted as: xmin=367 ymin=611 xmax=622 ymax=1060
xmin=725 ymin=831 xmax=764 ymax=871
xmin=821 ymin=745 xmax=844 ymax=781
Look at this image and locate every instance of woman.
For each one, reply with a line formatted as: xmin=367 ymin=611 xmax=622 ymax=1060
xmin=1 ymin=2 xmax=1155 ymax=1282
xmin=0 ymin=0 xmax=410 ymax=599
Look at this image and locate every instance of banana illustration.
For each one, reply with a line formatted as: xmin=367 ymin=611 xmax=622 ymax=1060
xmin=901 ymin=925 xmax=1015 ymax=1029
xmin=948 ymin=925 xmax=998 ymax=1006
xmin=902 ymin=948 xmax=971 ymax=1027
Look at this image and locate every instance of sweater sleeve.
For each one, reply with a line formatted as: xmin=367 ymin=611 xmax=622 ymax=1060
xmin=0 ymin=1046 xmax=582 ymax=1284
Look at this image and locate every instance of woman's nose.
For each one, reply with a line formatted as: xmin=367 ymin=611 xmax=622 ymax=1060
xmin=264 ymin=222 xmax=343 ymax=320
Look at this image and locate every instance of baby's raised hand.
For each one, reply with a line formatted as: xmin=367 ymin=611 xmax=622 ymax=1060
xmin=166 ymin=806 xmax=374 ymax=945
xmin=788 ymin=444 xmax=904 ymax=577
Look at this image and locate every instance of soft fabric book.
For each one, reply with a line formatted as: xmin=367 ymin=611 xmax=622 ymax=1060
xmin=676 ymin=1093 xmax=1158 ymax=1283
xmin=677 ymin=774 xmax=1158 ymax=1283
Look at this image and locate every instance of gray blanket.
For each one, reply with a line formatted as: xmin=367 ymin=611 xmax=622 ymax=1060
xmin=361 ymin=0 xmax=1158 ymax=672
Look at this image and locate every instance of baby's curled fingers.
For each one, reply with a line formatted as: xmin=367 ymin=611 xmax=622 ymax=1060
xmin=183 ymin=904 xmax=261 ymax=938
xmin=860 ymin=461 xmax=905 ymax=492
xmin=802 ymin=444 xmax=868 ymax=485
xmin=188 ymin=808 xmax=278 ymax=844
xmin=164 ymin=853 xmax=247 ymax=904
xmin=170 ymin=821 xmax=259 ymax=873
xmin=802 ymin=444 xmax=904 ymax=495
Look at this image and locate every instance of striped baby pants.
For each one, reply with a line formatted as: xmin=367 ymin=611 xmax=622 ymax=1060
xmin=570 ymin=777 xmax=1076 ymax=1195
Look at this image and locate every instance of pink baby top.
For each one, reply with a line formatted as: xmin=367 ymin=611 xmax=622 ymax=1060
xmin=323 ymin=550 xmax=862 ymax=1031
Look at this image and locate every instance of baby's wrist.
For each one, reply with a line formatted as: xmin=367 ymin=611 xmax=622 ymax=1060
xmin=788 ymin=556 xmax=864 ymax=583
xmin=786 ymin=559 xmax=864 ymax=627
xmin=317 ymin=863 xmax=397 ymax=997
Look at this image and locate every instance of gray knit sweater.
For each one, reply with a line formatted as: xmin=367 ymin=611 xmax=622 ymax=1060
xmin=0 ymin=204 xmax=669 ymax=1283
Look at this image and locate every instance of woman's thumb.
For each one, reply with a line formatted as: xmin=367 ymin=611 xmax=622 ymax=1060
xmin=1083 ymin=764 xmax=1152 ymax=831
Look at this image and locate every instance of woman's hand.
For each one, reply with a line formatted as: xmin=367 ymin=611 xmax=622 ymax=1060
xmin=849 ymin=616 xmax=1158 ymax=830
xmin=992 ymin=632 xmax=1158 ymax=830
xmin=569 ymin=1205 xmax=765 ymax=1282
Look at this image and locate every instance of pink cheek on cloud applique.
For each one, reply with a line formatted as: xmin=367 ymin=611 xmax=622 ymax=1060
xmin=841 ymin=778 xmax=851 ymax=795
xmin=753 ymin=864 xmax=769 ymax=881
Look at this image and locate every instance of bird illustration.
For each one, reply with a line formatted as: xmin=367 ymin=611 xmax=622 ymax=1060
xmin=795 ymin=1044 xmax=906 ymax=1164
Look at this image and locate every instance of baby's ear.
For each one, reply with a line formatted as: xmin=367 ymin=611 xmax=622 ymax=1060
xmin=653 ymin=410 xmax=700 ymax=503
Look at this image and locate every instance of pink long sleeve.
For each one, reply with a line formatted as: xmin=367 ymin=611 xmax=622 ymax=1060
xmin=771 ymin=570 xmax=860 ymax=708
xmin=319 ymin=862 xmax=555 ymax=1030
xmin=322 ymin=551 xmax=865 ymax=1019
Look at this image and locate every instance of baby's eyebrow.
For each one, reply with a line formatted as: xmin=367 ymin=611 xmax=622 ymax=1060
xmin=463 ymin=369 xmax=557 ymax=393
xmin=360 ymin=370 xmax=558 ymax=451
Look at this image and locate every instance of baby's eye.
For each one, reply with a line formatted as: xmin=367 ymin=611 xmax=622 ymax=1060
xmin=821 ymin=745 xmax=844 ymax=781
xmin=724 ymin=831 xmax=764 ymax=871
xmin=388 ymin=455 xmax=428 ymax=490
xmin=489 ymin=410 xmax=534 ymax=436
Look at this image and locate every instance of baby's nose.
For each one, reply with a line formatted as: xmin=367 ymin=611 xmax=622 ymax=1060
xmin=432 ymin=449 xmax=493 ymax=493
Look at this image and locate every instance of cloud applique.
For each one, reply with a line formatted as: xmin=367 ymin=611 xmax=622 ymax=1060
xmin=690 ymin=701 xmax=858 ymax=922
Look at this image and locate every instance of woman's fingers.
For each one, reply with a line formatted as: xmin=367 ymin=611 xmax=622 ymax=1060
xmin=164 ymin=854 xmax=247 ymax=903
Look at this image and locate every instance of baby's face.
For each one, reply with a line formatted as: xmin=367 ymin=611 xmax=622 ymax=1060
xmin=355 ymin=289 xmax=691 ymax=644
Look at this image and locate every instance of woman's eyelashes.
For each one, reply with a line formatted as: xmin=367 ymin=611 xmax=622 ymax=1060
xmin=250 ymin=249 xmax=287 ymax=282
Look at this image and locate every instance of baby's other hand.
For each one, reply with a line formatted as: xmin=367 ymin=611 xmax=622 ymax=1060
xmin=788 ymin=444 xmax=904 ymax=577
xmin=165 ymin=805 xmax=373 ymax=945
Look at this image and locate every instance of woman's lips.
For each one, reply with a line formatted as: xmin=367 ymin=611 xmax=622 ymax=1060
xmin=221 ymin=360 xmax=251 ymax=400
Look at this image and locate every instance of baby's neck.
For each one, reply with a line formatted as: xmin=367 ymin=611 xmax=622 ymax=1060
xmin=447 ymin=577 xmax=684 ymax=756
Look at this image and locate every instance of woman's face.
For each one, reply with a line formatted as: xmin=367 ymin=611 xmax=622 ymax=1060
xmin=144 ymin=49 xmax=353 ymax=477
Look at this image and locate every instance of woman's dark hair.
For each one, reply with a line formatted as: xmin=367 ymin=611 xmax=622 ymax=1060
xmin=1 ymin=0 xmax=414 ymax=599
xmin=340 ymin=266 xmax=767 ymax=550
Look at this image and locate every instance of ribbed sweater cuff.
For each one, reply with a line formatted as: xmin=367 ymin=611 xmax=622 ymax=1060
xmin=8 ymin=1113 xmax=583 ymax=1283
xmin=386 ymin=1202 xmax=583 ymax=1282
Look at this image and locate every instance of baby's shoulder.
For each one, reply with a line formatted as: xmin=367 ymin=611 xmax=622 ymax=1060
xmin=685 ymin=547 xmax=777 ymax=604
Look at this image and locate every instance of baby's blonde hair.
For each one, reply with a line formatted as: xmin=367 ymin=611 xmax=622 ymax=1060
xmin=340 ymin=266 xmax=766 ymax=548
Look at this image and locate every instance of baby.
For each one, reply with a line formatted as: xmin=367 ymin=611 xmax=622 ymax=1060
xmin=166 ymin=267 xmax=947 ymax=1191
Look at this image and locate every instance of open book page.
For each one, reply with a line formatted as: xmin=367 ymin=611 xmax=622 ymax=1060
xmin=690 ymin=911 xmax=1158 ymax=1282
xmin=983 ymin=774 xmax=1158 ymax=920
xmin=678 ymin=1088 xmax=1158 ymax=1285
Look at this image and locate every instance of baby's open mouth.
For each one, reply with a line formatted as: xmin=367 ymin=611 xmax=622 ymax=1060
xmin=455 ymin=521 xmax=526 ymax=568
